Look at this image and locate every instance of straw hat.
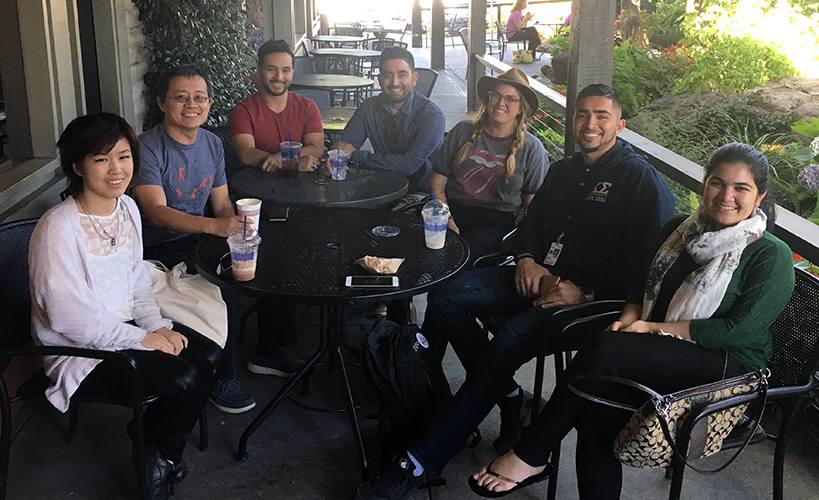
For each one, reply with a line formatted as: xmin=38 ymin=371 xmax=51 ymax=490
xmin=477 ymin=68 xmax=539 ymax=117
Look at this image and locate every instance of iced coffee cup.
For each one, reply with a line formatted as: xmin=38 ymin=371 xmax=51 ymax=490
xmin=328 ymin=150 xmax=348 ymax=180
xmin=236 ymin=198 xmax=262 ymax=231
xmin=280 ymin=141 xmax=302 ymax=179
xmin=227 ymin=233 xmax=261 ymax=281
xmin=421 ymin=200 xmax=450 ymax=250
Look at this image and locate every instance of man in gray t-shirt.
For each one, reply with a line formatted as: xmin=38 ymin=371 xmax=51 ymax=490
xmin=132 ymin=65 xmax=258 ymax=415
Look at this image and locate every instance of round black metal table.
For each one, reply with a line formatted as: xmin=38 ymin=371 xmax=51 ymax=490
xmin=309 ymin=35 xmax=367 ymax=48
xmin=229 ymin=166 xmax=408 ymax=208
xmin=320 ymin=107 xmax=356 ymax=133
xmin=291 ymin=74 xmax=374 ymax=106
xmin=195 ymin=208 xmax=469 ymax=477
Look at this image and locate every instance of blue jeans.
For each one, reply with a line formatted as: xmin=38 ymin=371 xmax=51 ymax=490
xmin=416 ymin=266 xmax=561 ymax=473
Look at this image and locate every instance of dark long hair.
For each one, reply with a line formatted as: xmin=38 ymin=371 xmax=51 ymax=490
xmin=57 ymin=113 xmax=140 ymax=198
xmin=705 ymin=142 xmax=776 ymax=230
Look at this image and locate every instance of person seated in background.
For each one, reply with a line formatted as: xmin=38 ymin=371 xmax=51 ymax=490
xmin=353 ymin=84 xmax=675 ymax=500
xmin=430 ymin=68 xmax=548 ymax=264
xmin=230 ymin=39 xmax=316 ymax=378
xmin=132 ymin=64 xmax=255 ymax=415
xmin=506 ymin=0 xmax=546 ymax=59
xmin=31 ymin=113 xmax=222 ymax=500
xmin=336 ymin=46 xmax=445 ymax=195
xmin=471 ymin=142 xmax=794 ymax=499
xmin=231 ymin=38 xmax=324 ymax=174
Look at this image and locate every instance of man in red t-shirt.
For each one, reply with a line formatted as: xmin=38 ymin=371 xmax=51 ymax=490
xmin=230 ymin=39 xmax=324 ymax=173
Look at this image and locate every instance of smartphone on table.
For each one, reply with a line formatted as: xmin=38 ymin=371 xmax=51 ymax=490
xmin=345 ymin=276 xmax=400 ymax=288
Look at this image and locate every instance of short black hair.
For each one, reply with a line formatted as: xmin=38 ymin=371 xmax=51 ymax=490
xmin=155 ymin=65 xmax=213 ymax=100
xmin=379 ymin=46 xmax=415 ymax=72
xmin=57 ymin=113 xmax=140 ymax=198
xmin=257 ymin=39 xmax=295 ymax=67
xmin=576 ymin=83 xmax=622 ymax=114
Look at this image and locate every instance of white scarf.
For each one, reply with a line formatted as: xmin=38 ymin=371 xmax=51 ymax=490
xmin=641 ymin=206 xmax=767 ymax=323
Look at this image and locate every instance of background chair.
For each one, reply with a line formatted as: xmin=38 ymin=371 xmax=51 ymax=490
xmin=494 ymin=20 xmax=525 ymax=61
xmin=0 ymin=219 xmax=207 ymax=500
xmin=414 ymin=68 xmax=439 ymax=98
xmin=366 ymin=38 xmax=407 ymax=51
xmin=208 ymin=125 xmax=244 ymax=180
xmin=290 ymin=89 xmax=332 ymax=109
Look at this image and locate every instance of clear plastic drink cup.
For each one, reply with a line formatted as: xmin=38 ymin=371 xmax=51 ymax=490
xmin=328 ymin=150 xmax=348 ymax=180
xmin=226 ymin=233 xmax=261 ymax=281
xmin=279 ymin=141 xmax=302 ymax=178
xmin=421 ymin=200 xmax=450 ymax=250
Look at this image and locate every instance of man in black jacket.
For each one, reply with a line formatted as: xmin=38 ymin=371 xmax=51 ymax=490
xmin=353 ymin=84 xmax=675 ymax=500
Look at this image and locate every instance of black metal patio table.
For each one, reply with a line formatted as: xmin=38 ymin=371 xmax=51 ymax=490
xmin=229 ymin=166 xmax=408 ymax=208
xmin=291 ymin=74 xmax=374 ymax=106
xmin=195 ymin=208 xmax=469 ymax=478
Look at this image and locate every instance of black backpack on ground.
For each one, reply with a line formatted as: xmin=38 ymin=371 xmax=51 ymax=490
xmin=360 ymin=318 xmax=453 ymax=460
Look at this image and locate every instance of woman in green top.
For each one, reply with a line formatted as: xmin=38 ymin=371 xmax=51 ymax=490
xmin=468 ymin=143 xmax=795 ymax=499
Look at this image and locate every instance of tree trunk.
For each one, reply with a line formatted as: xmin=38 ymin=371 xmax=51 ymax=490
xmin=623 ymin=0 xmax=645 ymax=48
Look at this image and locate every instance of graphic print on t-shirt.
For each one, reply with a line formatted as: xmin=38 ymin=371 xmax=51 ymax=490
xmin=453 ymin=148 xmax=508 ymax=201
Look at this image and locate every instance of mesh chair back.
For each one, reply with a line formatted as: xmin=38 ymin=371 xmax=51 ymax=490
xmin=291 ymin=89 xmax=332 ymax=109
xmin=414 ymin=68 xmax=439 ymax=98
xmin=368 ymin=38 xmax=397 ymax=51
xmin=294 ymin=55 xmax=315 ymax=75
xmin=207 ymin=126 xmax=243 ymax=180
xmin=0 ymin=219 xmax=37 ymax=351
xmin=459 ymin=27 xmax=470 ymax=51
xmin=767 ymin=268 xmax=819 ymax=389
xmin=333 ymin=25 xmax=363 ymax=37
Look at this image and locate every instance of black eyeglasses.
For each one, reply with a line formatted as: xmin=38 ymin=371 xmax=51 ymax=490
xmin=487 ymin=90 xmax=520 ymax=105
xmin=170 ymin=95 xmax=211 ymax=104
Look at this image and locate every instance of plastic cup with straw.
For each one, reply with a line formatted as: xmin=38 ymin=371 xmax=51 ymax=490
xmin=421 ymin=189 xmax=448 ymax=249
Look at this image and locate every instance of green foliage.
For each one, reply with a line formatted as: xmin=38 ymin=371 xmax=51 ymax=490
xmin=672 ymin=36 xmax=797 ymax=94
xmin=612 ymin=42 xmax=650 ymax=118
xmin=134 ymin=0 xmax=257 ymax=130
xmin=544 ymin=32 xmax=570 ymax=54
xmin=612 ymin=42 xmax=690 ymax=117
xmin=792 ymin=118 xmax=819 ymax=138
xmin=649 ymin=0 xmax=687 ymax=43
xmin=527 ymin=101 xmax=566 ymax=164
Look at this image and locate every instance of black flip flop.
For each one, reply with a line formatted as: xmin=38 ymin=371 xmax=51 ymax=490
xmin=467 ymin=459 xmax=553 ymax=498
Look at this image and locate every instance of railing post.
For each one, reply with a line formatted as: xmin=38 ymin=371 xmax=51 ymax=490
xmin=467 ymin=0 xmax=487 ymax=112
xmin=565 ymin=0 xmax=615 ymax=156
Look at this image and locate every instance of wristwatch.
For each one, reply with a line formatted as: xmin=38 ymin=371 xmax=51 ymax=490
xmin=580 ymin=285 xmax=595 ymax=303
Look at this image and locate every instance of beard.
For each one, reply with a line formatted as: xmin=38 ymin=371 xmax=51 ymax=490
xmin=262 ymin=78 xmax=290 ymax=97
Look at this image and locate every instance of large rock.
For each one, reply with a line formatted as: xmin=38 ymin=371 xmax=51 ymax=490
xmin=745 ymin=77 xmax=819 ymax=124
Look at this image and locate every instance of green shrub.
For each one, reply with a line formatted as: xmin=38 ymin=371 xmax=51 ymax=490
xmin=134 ymin=0 xmax=257 ymax=130
xmin=672 ymin=35 xmax=797 ymax=94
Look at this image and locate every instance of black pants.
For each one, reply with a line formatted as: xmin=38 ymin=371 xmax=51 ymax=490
xmin=449 ymin=201 xmax=516 ymax=266
xmin=508 ymin=26 xmax=541 ymax=54
xmin=514 ymin=331 xmax=747 ymax=500
xmin=74 ymin=323 xmax=221 ymax=463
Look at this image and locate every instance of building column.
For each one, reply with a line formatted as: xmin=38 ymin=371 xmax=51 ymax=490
xmin=565 ymin=0 xmax=615 ymax=155
xmin=466 ymin=0 xmax=487 ymax=111
xmin=430 ymin=0 xmax=444 ymax=70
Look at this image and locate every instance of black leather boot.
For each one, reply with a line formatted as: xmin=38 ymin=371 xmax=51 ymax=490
xmin=137 ymin=443 xmax=173 ymax=500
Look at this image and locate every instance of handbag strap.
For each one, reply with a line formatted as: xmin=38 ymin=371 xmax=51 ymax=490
xmin=568 ymin=373 xmax=663 ymax=412
xmin=656 ymin=376 xmax=768 ymax=474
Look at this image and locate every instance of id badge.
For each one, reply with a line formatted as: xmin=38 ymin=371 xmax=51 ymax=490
xmin=543 ymin=242 xmax=563 ymax=266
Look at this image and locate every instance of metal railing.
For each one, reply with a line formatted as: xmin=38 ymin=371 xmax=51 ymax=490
xmin=474 ymin=52 xmax=819 ymax=264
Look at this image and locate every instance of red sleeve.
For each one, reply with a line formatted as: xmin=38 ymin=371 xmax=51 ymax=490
xmin=303 ymin=99 xmax=324 ymax=136
xmin=229 ymin=98 xmax=253 ymax=138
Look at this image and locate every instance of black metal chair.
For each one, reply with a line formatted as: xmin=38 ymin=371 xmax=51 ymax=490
xmin=666 ymin=268 xmax=819 ymax=500
xmin=414 ymin=68 xmax=439 ymax=98
xmin=0 ymin=219 xmax=207 ymax=500
xmin=494 ymin=20 xmax=524 ymax=61
xmin=207 ymin=125 xmax=244 ymax=180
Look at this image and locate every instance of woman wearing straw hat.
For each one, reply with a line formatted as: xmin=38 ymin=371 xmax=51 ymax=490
xmin=430 ymin=68 xmax=548 ymax=265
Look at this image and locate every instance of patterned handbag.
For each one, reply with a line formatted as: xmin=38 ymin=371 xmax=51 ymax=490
xmin=569 ymin=368 xmax=768 ymax=472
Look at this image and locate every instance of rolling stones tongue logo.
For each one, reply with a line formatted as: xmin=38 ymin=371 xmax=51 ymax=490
xmin=454 ymin=148 xmax=507 ymax=200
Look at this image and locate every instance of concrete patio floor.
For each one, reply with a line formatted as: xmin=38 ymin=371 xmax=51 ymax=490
xmin=4 ymin=47 xmax=819 ymax=500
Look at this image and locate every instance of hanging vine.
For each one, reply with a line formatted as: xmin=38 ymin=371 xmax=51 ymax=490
xmin=133 ymin=0 xmax=258 ymax=130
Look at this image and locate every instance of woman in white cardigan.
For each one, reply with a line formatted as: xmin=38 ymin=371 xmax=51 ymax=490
xmin=29 ymin=113 xmax=222 ymax=500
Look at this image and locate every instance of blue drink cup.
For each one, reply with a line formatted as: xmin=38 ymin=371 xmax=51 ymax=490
xmin=279 ymin=141 xmax=302 ymax=178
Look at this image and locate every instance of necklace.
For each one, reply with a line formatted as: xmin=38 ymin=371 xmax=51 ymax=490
xmin=78 ymin=196 xmax=120 ymax=247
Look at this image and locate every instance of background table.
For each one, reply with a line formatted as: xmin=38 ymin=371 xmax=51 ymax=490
xmin=310 ymin=49 xmax=381 ymax=78
xmin=309 ymin=35 xmax=366 ymax=48
xmin=195 ymin=208 xmax=469 ymax=475
xmin=291 ymin=74 xmax=374 ymax=106
xmin=229 ymin=166 xmax=408 ymax=209
xmin=320 ymin=107 xmax=356 ymax=133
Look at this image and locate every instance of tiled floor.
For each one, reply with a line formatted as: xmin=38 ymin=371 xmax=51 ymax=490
xmin=5 ymin=48 xmax=819 ymax=500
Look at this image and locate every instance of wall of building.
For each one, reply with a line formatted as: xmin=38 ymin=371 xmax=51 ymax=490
xmin=125 ymin=0 xmax=149 ymax=132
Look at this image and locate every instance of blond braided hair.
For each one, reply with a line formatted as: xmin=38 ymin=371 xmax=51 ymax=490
xmin=453 ymin=91 xmax=532 ymax=180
